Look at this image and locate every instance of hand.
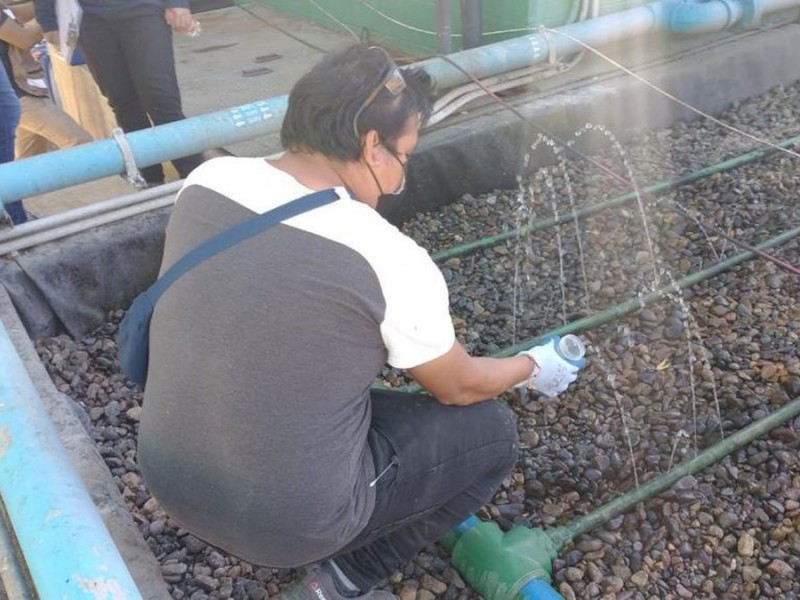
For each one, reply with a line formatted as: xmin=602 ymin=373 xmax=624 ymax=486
xmin=43 ymin=30 xmax=59 ymax=47
xmin=164 ymin=7 xmax=196 ymax=33
xmin=516 ymin=338 xmax=584 ymax=398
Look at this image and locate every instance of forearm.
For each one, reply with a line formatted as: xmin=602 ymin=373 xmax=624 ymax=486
xmin=443 ymin=354 xmax=533 ymax=406
xmin=8 ymin=1 xmax=35 ymax=22
xmin=0 ymin=14 xmax=41 ymax=49
xmin=409 ymin=341 xmax=535 ymax=407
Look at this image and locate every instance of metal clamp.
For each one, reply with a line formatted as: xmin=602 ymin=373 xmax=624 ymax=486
xmin=111 ymin=127 xmax=147 ymax=189
xmin=538 ymin=25 xmax=559 ymax=66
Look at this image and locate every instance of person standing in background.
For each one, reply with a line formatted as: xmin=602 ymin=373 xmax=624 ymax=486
xmin=0 ymin=5 xmax=25 ymax=224
xmin=34 ymin=0 xmax=205 ymax=186
xmin=0 ymin=1 xmax=92 ymax=161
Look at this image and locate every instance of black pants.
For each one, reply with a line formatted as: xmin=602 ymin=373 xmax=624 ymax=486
xmin=332 ymin=390 xmax=518 ymax=591
xmin=78 ymin=5 xmax=204 ymax=184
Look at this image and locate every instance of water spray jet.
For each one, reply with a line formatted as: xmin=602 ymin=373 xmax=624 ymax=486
xmin=433 ymin=53 xmax=800 ymax=276
xmin=426 ymin=132 xmax=800 ymax=264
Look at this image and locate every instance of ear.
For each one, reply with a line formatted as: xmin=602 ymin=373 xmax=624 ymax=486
xmin=361 ymin=129 xmax=385 ymax=167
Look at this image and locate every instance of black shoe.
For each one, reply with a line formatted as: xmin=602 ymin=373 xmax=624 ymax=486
xmin=281 ymin=566 xmax=397 ymax=600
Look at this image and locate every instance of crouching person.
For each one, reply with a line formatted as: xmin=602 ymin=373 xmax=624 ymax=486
xmin=137 ymin=43 xmax=580 ymax=599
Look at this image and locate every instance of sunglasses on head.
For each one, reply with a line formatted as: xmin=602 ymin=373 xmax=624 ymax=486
xmin=352 ymin=48 xmax=407 ymax=139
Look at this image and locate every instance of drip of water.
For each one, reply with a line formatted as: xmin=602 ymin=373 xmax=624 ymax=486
xmin=542 ymin=167 xmax=569 ymax=325
xmin=559 ymin=140 xmax=592 ymax=311
xmin=667 ymin=429 xmax=690 ymax=471
xmin=575 ymin=123 xmax=661 ymax=291
xmin=670 ymin=198 xmax=722 ymax=262
xmin=508 ymin=121 xmax=728 ymax=491
xmin=575 ymin=122 xmax=727 ymax=451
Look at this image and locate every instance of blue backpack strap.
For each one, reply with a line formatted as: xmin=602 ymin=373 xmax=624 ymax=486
xmin=149 ymin=187 xmax=339 ymax=302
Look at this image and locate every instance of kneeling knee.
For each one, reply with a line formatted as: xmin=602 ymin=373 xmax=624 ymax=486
xmin=473 ymin=399 xmax=519 ymax=468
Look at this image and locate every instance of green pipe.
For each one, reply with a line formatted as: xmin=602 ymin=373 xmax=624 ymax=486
xmin=548 ymin=393 xmax=800 ymax=547
xmin=498 ymin=223 xmax=800 ymax=358
xmin=390 ymin=223 xmax=800 ymax=395
xmin=443 ymin=394 xmax=800 ymax=600
xmin=432 ymin=133 xmax=800 ymax=263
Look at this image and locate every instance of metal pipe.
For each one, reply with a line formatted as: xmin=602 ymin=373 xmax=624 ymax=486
xmin=3 ymin=0 xmax=797 ymax=205
xmin=0 ymin=98 xmax=287 ymax=205
xmin=0 ymin=321 xmax=142 ymax=599
xmin=437 ymin=0 xmax=453 ymax=55
xmin=0 ymin=500 xmax=34 ymax=600
xmin=0 ymin=181 xmax=181 ymax=248
xmin=0 ymin=193 xmax=176 ymax=256
xmin=460 ymin=0 xmax=482 ymax=49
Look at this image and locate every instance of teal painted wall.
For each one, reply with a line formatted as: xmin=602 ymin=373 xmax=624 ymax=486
xmin=244 ymin=0 xmax=652 ymax=56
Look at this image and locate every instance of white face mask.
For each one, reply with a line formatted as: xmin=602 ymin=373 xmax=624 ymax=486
xmin=386 ymin=149 xmax=407 ymax=196
xmin=389 ymin=170 xmax=406 ymax=196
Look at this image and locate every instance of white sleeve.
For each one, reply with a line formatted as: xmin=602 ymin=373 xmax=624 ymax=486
xmin=379 ymin=242 xmax=455 ymax=369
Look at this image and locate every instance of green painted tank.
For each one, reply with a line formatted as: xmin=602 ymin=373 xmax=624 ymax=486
xmin=252 ymin=0 xmax=652 ymax=55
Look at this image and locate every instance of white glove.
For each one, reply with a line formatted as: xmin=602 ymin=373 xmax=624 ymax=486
xmin=516 ymin=337 xmax=585 ymax=398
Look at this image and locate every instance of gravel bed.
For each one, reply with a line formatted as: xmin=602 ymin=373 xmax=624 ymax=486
xmin=34 ymin=79 xmax=800 ymax=600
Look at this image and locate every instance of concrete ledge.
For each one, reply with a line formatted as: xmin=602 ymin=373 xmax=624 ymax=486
xmin=381 ymin=20 xmax=800 ymax=223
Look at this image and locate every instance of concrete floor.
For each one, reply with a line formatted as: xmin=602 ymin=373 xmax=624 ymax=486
xmin=25 ymin=2 xmax=354 ymax=217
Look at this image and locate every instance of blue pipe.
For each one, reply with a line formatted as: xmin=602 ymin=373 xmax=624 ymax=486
xmin=0 ymin=0 xmax=797 ymax=205
xmin=422 ymin=0 xmax=792 ymax=83
xmin=0 ymin=97 xmax=287 ymax=206
xmin=664 ymin=0 xmax=743 ymax=34
xmin=0 ymin=321 xmax=142 ymax=599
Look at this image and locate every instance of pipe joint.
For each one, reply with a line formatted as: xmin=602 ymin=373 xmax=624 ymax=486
xmin=738 ymin=0 xmax=764 ymax=28
xmin=664 ymin=0 xmax=740 ymax=35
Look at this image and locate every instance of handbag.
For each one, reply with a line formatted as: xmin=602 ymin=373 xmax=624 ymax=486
xmin=117 ymin=188 xmax=339 ymax=388
xmin=55 ymin=0 xmax=83 ymax=64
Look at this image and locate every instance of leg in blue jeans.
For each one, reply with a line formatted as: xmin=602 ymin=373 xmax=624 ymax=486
xmin=0 ymin=66 xmax=26 ymax=224
xmin=332 ymin=390 xmax=519 ymax=590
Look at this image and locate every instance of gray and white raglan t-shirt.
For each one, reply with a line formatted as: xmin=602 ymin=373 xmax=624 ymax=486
xmin=138 ymin=157 xmax=455 ymax=567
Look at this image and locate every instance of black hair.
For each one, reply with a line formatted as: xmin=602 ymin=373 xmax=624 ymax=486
xmin=280 ymin=43 xmax=436 ymax=161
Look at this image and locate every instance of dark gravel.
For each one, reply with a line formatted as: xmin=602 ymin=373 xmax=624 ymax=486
xmin=34 ymin=79 xmax=800 ymax=600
